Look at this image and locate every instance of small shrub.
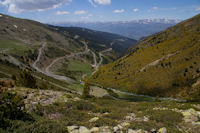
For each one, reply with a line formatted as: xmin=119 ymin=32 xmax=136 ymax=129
xmin=82 ymin=82 xmax=90 ymax=98
xmin=11 ymin=120 xmax=67 ymax=133
xmin=149 ymin=110 xmax=183 ymax=127
xmin=186 ymin=86 xmax=200 ymax=102
xmin=38 ymin=80 xmax=48 ymax=90
xmin=93 ymin=117 xmax=117 ymax=127
xmin=17 ymin=70 xmax=37 ymax=88
xmin=0 ymin=88 xmax=33 ymax=129
xmin=66 ymin=101 xmax=95 ymax=111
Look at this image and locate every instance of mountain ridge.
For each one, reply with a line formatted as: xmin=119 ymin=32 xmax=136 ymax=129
xmin=53 ymin=19 xmax=180 ymax=40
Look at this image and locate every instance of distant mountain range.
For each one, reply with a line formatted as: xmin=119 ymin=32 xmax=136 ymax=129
xmin=53 ymin=19 xmax=181 ymax=40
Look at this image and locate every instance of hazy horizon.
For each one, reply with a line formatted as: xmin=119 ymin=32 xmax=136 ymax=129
xmin=0 ymin=0 xmax=199 ymax=23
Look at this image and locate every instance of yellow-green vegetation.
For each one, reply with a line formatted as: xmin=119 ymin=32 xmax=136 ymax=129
xmin=89 ymin=14 xmax=200 ymax=100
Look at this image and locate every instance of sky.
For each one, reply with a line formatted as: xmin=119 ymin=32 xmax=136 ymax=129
xmin=0 ymin=0 xmax=200 ymax=23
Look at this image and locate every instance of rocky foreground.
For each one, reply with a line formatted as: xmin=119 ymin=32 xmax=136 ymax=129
xmin=5 ymin=87 xmax=199 ymax=133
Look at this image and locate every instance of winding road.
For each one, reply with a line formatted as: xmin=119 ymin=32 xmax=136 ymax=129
xmin=32 ymin=43 xmax=46 ymax=74
xmin=33 ymin=41 xmax=92 ymax=84
xmin=45 ymin=54 xmax=76 ymax=83
xmin=97 ymin=48 xmax=112 ymax=68
xmin=91 ymin=48 xmax=113 ymax=75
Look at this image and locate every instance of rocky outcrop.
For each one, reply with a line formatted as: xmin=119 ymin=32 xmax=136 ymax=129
xmin=153 ymin=107 xmax=200 ymax=125
xmin=67 ymin=126 xmax=167 ymax=133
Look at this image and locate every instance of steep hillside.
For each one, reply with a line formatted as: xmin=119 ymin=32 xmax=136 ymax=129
xmin=0 ymin=13 xmax=135 ymax=86
xmin=49 ymin=26 xmax=136 ymax=55
xmin=89 ymin=14 xmax=200 ymax=100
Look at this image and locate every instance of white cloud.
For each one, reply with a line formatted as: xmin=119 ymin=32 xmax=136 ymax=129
xmin=0 ymin=0 xmax=72 ymax=13
xmin=152 ymin=6 xmax=159 ymax=10
xmin=55 ymin=11 xmax=70 ymax=15
xmin=88 ymin=0 xmax=111 ymax=6
xmin=74 ymin=10 xmax=87 ymax=15
xmin=88 ymin=0 xmax=97 ymax=7
xmin=133 ymin=8 xmax=138 ymax=12
xmin=114 ymin=9 xmax=124 ymax=13
xmin=196 ymin=7 xmax=200 ymax=11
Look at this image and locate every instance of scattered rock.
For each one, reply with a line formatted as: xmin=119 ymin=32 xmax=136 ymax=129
xmin=100 ymin=126 xmax=112 ymax=133
xmin=74 ymin=97 xmax=81 ymax=101
xmin=13 ymin=25 xmax=18 ymax=28
xmin=143 ymin=116 xmax=149 ymax=122
xmin=67 ymin=126 xmax=79 ymax=133
xmin=121 ymin=122 xmax=130 ymax=128
xmin=89 ymin=117 xmax=99 ymax=123
xmin=193 ymin=104 xmax=200 ymax=110
xmin=117 ymin=124 xmax=123 ymax=129
xmin=151 ymin=129 xmax=157 ymax=132
xmin=104 ymin=112 xmax=109 ymax=115
xmin=128 ymin=129 xmax=137 ymax=133
xmin=182 ymin=108 xmax=200 ymax=123
xmin=45 ymin=112 xmax=62 ymax=120
xmin=90 ymin=127 xmax=99 ymax=133
xmin=158 ymin=127 xmax=167 ymax=133
xmin=79 ymin=126 xmax=90 ymax=133
xmin=136 ymin=129 xmax=147 ymax=133
xmin=192 ymin=79 xmax=200 ymax=88
xmin=113 ymin=126 xmax=119 ymax=132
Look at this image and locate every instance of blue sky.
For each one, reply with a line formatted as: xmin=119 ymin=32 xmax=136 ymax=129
xmin=0 ymin=0 xmax=200 ymax=23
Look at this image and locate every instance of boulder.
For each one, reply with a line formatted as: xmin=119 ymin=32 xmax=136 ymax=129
xmin=67 ymin=126 xmax=79 ymax=133
xmin=121 ymin=122 xmax=130 ymax=127
xmin=182 ymin=108 xmax=199 ymax=123
xmin=128 ymin=129 xmax=137 ymax=133
xmin=136 ymin=129 xmax=147 ymax=133
xmin=79 ymin=126 xmax=90 ymax=133
xmin=90 ymin=127 xmax=99 ymax=133
xmin=89 ymin=117 xmax=99 ymax=123
xmin=113 ymin=126 xmax=119 ymax=132
xmin=100 ymin=126 xmax=112 ymax=133
xmin=74 ymin=97 xmax=81 ymax=101
xmin=104 ymin=112 xmax=109 ymax=115
xmin=117 ymin=124 xmax=123 ymax=129
xmin=143 ymin=116 xmax=149 ymax=122
xmin=158 ymin=127 xmax=167 ymax=133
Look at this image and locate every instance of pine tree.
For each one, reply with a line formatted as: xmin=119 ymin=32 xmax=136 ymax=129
xmin=82 ymin=82 xmax=90 ymax=98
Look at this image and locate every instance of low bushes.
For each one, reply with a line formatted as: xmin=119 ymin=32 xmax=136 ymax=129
xmin=0 ymin=84 xmax=33 ymax=130
xmin=17 ymin=69 xmax=37 ymax=88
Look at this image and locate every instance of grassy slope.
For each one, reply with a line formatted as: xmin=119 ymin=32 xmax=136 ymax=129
xmin=0 ymin=14 xmax=82 ymax=65
xmin=55 ymin=59 xmax=93 ymax=80
xmin=89 ymin=14 xmax=200 ymax=98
